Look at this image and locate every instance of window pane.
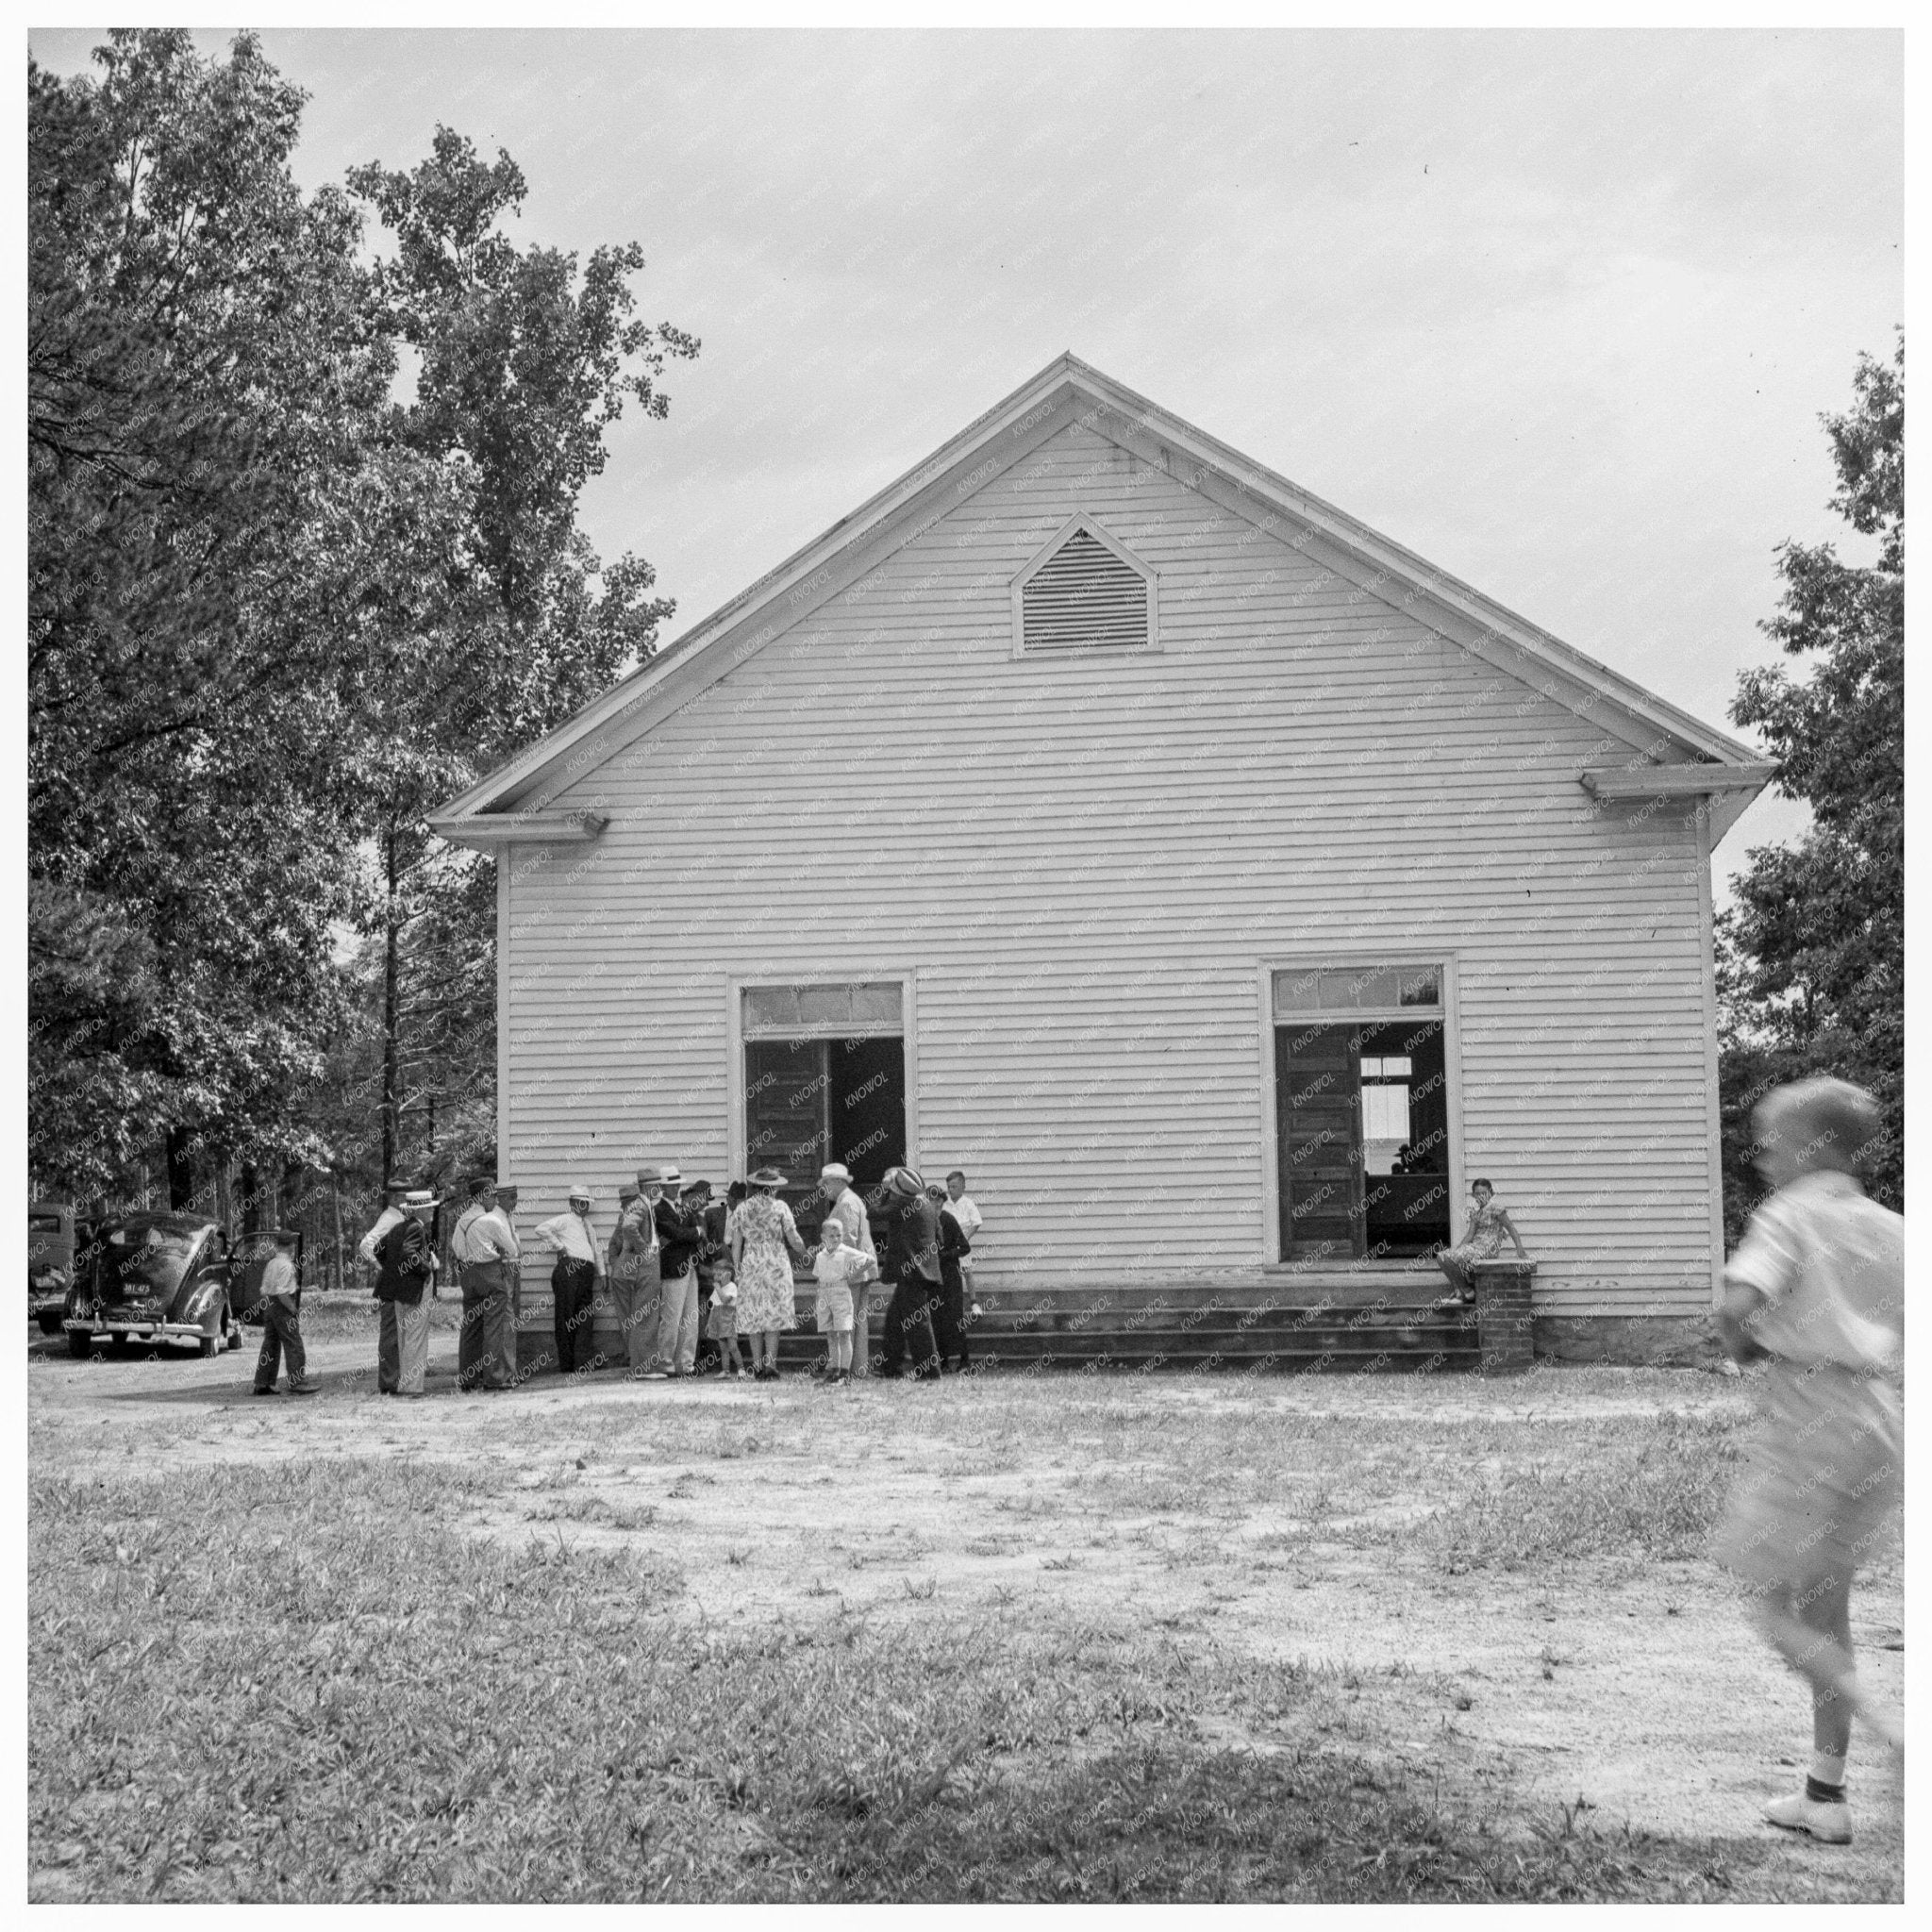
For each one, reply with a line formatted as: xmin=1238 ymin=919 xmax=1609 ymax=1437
xmin=1316 ymin=972 xmax=1362 ymax=1007
xmin=1362 ymin=1084 xmax=1409 ymax=1141
xmin=1359 ymin=1057 xmax=1382 ymax=1078
xmin=1274 ymin=969 xmax=1324 ymax=1011
xmin=1384 ymin=1056 xmax=1412 ymax=1076
xmin=851 ymin=983 xmax=903 ymax=1024
xmin=798 ymin=986 xmax=851 ymax=1027
xmin=1398 ymin=966 xmax=1441 ymax=1007
xmin=743 ymin=987 xmax=799 ymax=1031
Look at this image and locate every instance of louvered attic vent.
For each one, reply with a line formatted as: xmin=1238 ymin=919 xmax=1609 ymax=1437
xmin=1018 ymin=527 xmax=1153 ymax=655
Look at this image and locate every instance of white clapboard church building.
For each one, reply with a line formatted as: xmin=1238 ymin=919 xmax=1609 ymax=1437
xmin=432 ymin=355 xmax=1771 ymax=1366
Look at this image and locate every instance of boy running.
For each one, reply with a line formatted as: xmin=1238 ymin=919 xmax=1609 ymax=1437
xmin=1714 ymin=1075 xmax=1903 ymax=1843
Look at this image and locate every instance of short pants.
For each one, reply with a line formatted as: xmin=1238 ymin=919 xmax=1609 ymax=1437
xmin=1712 ymin=1359 xmax=1903 ymax=1588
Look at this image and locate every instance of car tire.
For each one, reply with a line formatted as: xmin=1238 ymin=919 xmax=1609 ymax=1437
xmin=108 ymin=1332 xmax=132 ymax=1354
xmin=66 ymin=1329 xmax=93 ymax=1359
xmin=199 ymin=1333 xmax=219 ymax=1358
xmin=37 ymin=1310 xmax=63 ymax=1335
xmin=225 ymin=1324 xmax=242 ymax=1352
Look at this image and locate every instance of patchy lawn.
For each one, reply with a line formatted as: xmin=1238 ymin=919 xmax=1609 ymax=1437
xmin=27 ymin=1317 xmax=1904 ymax=1902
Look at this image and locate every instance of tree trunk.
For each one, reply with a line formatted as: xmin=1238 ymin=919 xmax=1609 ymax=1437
xmin=382 ymin=819 xmax=402 ymax=1194
xmin=240 ymin=1162 xmax=261 ymax=1233
xmin=165 ymin=1128 xmax=194 ymax=1212
xmin=280 ymin=1158 xmax=306 ymax=1239
xmin=329 ymin=1171 xmax=346 ymax=1294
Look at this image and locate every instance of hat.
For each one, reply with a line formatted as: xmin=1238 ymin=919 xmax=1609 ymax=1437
xmin=659 ymin=1165 xmax=682 ymax=1188
xmin=679 ymin=1176 xmax=712 ymax=1198
xmin=821 ymin=1162 xmax=853 ymax=1185
xmin=466 ymin=1175 xmax=495 ymax=1199
xmin=635 ymin=1164 xmax=665 ymax=1186
xmin=618 ymin=1182 xmax=641 ymax=1202
xmin=748 ymin=1167 xmax=788 ymax=1189
xmin=403 ymin=1189 xmax=440 ymax=1210
xmin=881 ymin=1166 xmax=926 ymax=1199
xmin=567 ymin=1184 xmax=592 ymax=1203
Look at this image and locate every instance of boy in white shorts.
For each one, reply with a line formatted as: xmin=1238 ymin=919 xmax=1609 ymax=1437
xmin=811 ymin=1219 xmax=876 ymax=1384
xmin=1713 ymin=1075 xmax=1903 ymax=1844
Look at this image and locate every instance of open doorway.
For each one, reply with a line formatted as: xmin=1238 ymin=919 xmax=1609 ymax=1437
xmin=743 ymin=1035 xmax=905 ymax=1241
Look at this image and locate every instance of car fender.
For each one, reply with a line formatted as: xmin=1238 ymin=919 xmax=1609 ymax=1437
xmin=178 ymin=1274 xmax=227 ymax=1334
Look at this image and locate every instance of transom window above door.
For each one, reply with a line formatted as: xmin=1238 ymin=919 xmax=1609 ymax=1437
xmin=741 ymin=982 xmax=903 ymax=1038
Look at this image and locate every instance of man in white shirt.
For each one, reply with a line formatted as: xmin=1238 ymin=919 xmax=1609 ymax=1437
xmin=819 ymin=1163 xmax=877 ymax=1376
xmin=533 ymin=1188 xmax=603 ymax=1375
xmin=451 ymin=1176 xmax=519 ymax=1391
xmin=943 ymin=1170 xmax=981 ymax=1305
xmin=250 ymin=1228 xmax=317 ymax=1397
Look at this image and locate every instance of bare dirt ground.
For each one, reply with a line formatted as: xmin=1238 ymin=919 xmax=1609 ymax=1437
xmin=28 ymin=1307 xmax=1905 ymax=1900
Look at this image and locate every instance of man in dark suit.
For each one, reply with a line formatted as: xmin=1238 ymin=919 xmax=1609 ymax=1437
xmin=649 ymin=1165 xmax=702 ymax=1375
xmin=877 ymin=1167 xmax=942 ymax=1380
xmin=375 ymin=1190 xmax=439 ymax=1397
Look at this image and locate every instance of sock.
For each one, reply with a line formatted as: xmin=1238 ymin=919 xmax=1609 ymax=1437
xmin=1805 ymin=1749 xmax=1846 ymax=1804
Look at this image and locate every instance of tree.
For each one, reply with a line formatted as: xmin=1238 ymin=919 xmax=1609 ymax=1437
xmin=343 ymin=128 xmax=697 ymax=1188
xmin=1719 ymin=333 xmax=1903 ymax=1224
xmin=27 ymin=29 xmax=409 ymax=1202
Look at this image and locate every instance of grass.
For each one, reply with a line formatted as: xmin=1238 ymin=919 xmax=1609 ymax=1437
xmin=31 ymin=1458 xmax=1778 ymax=1904
xmin=1411 ymin=1409 xmax=1744 ymax=1573
xmin=30 ymin=1364 xmax=1891 ymax=1903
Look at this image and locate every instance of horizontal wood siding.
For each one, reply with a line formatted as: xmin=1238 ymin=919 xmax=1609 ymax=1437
xmin=501 ymin=421 xmax=1715 ymax=1318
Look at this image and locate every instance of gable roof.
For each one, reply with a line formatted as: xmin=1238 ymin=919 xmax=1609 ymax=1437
xmin=429 ymin=353 xmax=1773 ymax=852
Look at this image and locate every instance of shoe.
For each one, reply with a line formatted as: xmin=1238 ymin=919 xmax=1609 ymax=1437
xmin=638 ymin=1369 xmax=669 ymax=1381
xmin=397 ymin=1391 xmax=426 ymax=1400
xmin=287 ymin=1382 xmax=320 ymax=1397
xmin=1764 ymin=1790 xmax=1852 ymax=1844
xmin=252 ymin=1386 xmax=278 ymax=1396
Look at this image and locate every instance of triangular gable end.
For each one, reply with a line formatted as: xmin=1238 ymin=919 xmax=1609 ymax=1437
xmin=430 ymin=355 xmax=1773 ymax=851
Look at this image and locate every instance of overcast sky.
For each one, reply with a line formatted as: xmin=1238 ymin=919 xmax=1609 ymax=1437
xmin=30 ymin=27 xmax=1902 ymax=897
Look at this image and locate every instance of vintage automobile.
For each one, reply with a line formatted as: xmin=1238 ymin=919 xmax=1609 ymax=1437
xmin=29 ymin=1200 xmax=77 ymax=1333
xmin=62 ymin=1212 xmax=250 ymax=1358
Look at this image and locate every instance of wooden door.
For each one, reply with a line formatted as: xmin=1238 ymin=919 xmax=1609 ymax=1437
xmin=744 ymin=1040 xmax=830 ymax=1187
xmin=1275 ymin=1024 xmax=1362 ymax=1261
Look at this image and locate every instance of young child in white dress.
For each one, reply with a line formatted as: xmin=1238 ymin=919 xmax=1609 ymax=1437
xmin=704 ymin=1259 xmax=749 ymax=1379
xmin=812 ymin=1219 xmax=876 ymax=1384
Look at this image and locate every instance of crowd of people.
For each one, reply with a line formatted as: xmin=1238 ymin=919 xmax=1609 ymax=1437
xmin=268 ymin=1160 xmax=985 ymax=1399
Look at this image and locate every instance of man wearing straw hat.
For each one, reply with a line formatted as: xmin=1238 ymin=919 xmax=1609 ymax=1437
xmin=876 ymin=1166 xmax=942 ymax=1380
xmin=374 ymin=1188 xmax=440 ymax=1398
xmin=649 ymin=1164 xmax=703 ymax=1377
xmin=534 ymin=1186 xmax=603 ymax=1375
xmin=608 ymin=1178 xmax=664 ymax=1379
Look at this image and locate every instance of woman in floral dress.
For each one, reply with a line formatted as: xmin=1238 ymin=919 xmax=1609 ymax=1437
xmin=730 ymin=1168 xmax=807 ymax=1380
xmin=1436 ymin=1177 xmax=1527 ymax=1302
